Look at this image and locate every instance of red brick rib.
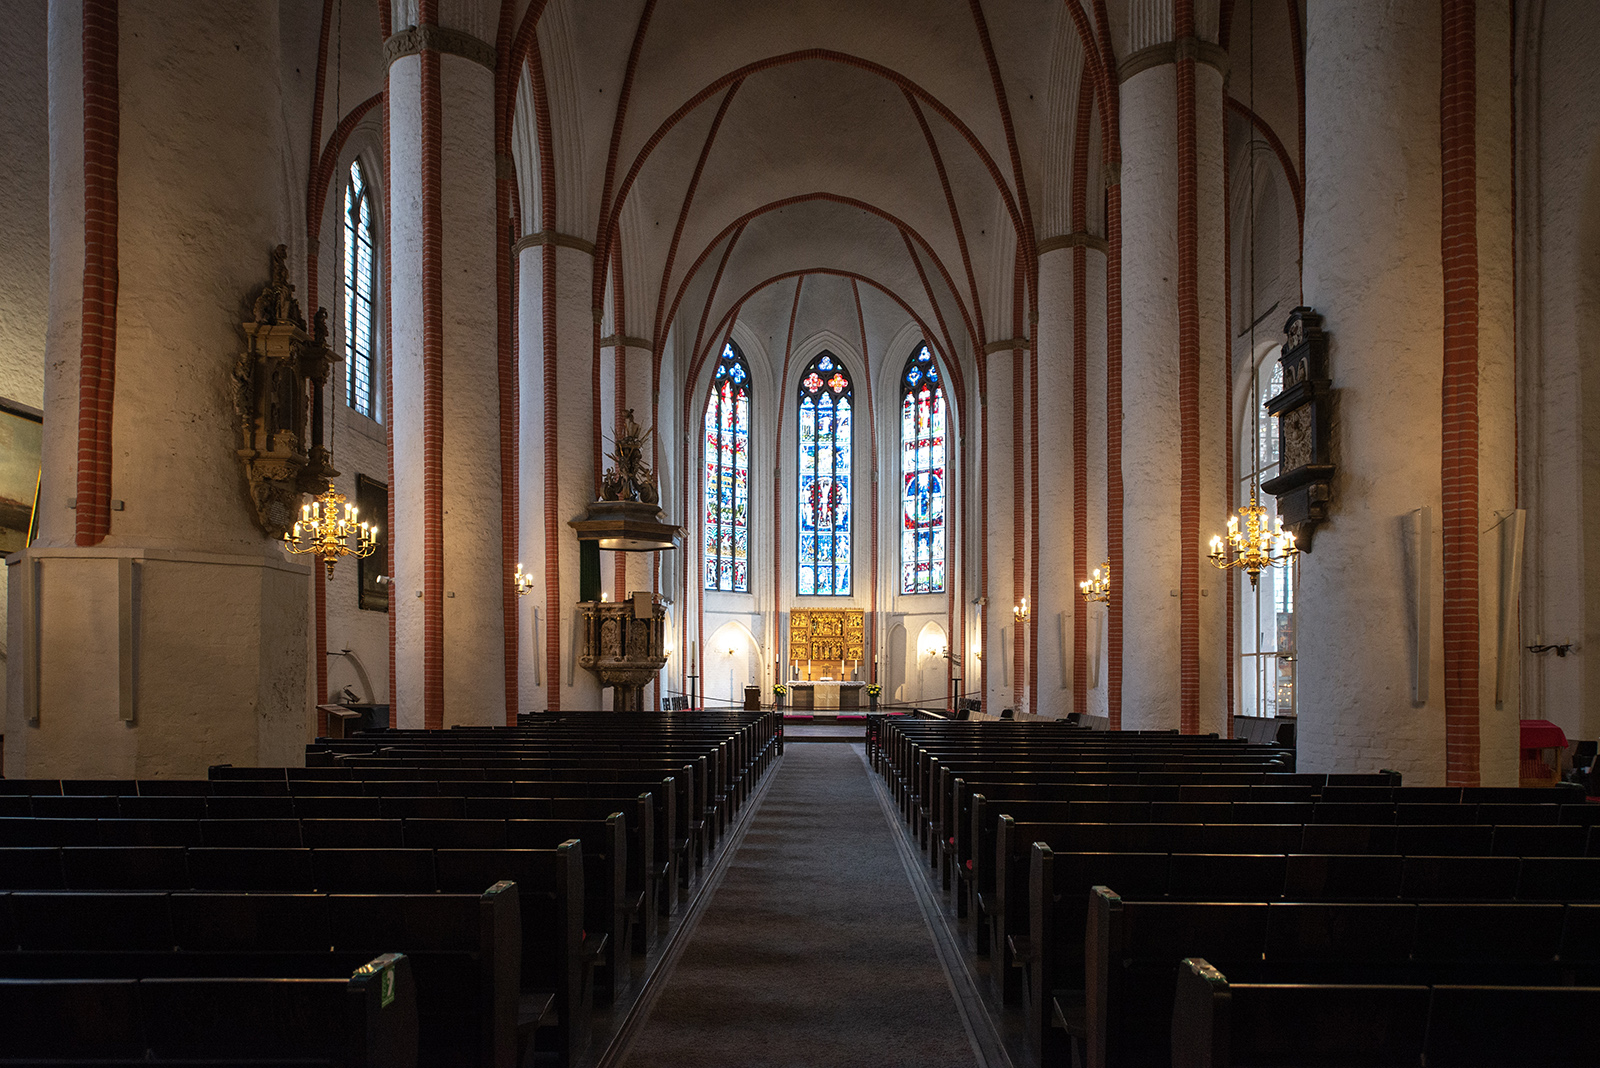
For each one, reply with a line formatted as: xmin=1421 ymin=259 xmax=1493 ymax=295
xmin=420 ymin=47 xmax=445 ymax=728
xmin=1440 ymin=0 xmax=1480 ymax=785
xmin=1177 ymin=0 xmax=1201 ymax=733
xmin=76 ymin=0 xmax=119 ymax=547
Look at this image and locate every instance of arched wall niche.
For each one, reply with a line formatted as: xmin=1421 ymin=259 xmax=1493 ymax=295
xmin=886 ymin=621 xmax=908 ymax=701
xmin=704 ymin=618 xmax=761 ymax=707
xmin=913 ymin=620 xmax=949 ymax=707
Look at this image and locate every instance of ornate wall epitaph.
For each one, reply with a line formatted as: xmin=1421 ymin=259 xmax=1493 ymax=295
xmin=1261 ymin=307 xmax=1335 ymax=550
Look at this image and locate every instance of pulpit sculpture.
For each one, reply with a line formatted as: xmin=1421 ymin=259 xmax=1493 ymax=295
xmin=571 ymin=411 xmax=682 ymax=711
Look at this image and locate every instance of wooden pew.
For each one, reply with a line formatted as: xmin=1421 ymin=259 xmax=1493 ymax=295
xmin=0 ymin=846 xmax=586 ymax=1068
xmin=235 ymin=769 xmax=687 ymax=907
xmin=1083 ymin=889 xmax=1599 ymax=1068
xmin=1172 ymin=957 xmax=1600 ymax=1068
xmin=0 ymin=951 xmax=417 ymax=1067
xmin=987 ymin=810 xmax=1595 ymax=985
xmin=936 ymin=768 xmax=1359 ymax=883
xmin=1021 ymin=842 xmax=1600 ymax=1067
xmin=291 ymin=756 xmax=716 ymax=866
xmin=1171 ymin=957 xmax=1431 ymax=1068
xmin=0 ymin=885 xmax=516 ymax=1068
xmin=0 ymin=807 xmax=643 ymax=1000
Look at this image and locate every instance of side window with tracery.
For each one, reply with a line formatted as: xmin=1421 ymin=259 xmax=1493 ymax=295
xmin=1239 ymin=353 xmax=1296 ymax=717
xmin=797 ymin=353 xmax=852 ymax=596
xmin=900 ymin=344 xmax=946 ymax=594
xmin=703 ymin=343 xmax=751 ymax=592
xmin=343 ymin=159 xmax=378 ymax=420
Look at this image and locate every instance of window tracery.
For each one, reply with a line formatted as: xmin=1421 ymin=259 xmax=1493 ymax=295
xmin=703 ymin=343 xmax=751 ymax=592
xmin=798 ymin=353 xmax=852 ymax=596
xmin=342 ymin=159 xmax=378 ymax=420
xmin=899 ymin=344 xmax=946 ymax=594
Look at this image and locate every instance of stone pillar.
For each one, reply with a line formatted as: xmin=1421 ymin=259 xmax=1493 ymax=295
xmin=1034 ymin=246 xmax=1078 ymax=717
xmin=1117 ymin=34 xmax=1230 ymax=733
xmin=387 ymin=20 xmax=505 ymax=728
xmin=1084 ymin=248 xmax=1111 ymax=722
xmin=981 ymin=349 xmax=1018 ymax=713
xmin=518 ymin=237 xmax=601 ymax=712
xmin=6 ymin=0 xmax=307 ymax=778
xmin=1298 ymin=0 xmax=1516 ymax=785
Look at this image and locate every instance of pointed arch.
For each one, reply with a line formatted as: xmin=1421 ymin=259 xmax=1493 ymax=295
xmin=797 ymin=351 xmax=854 ymax=596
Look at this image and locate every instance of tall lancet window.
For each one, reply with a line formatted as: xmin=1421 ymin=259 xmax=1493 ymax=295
xmin=900 ymin=344 xmax=946 ymax=594
xmin=342 ymin=159 xmax=378 ymax=419
xmin=703 ymin=343 xmax=751 ymax=592
xmin=797 ymin=353 xmax=852 ymax=596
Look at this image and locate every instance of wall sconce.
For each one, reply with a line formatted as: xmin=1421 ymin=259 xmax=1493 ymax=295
xmin=1012 ymin=598 xmax=1030 ymax=625
xmin=1080 ymin=561 xmax=1111 ymax=603
xmin=513 ymin=562 xmax=535 ymax=596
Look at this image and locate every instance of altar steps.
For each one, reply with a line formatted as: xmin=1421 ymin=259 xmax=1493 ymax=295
xmin=782 ymin=719 xmax=869 ymax=743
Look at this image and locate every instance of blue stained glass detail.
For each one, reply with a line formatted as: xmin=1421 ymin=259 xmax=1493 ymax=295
xmin=900 ymin=344 xmax=947 ymax=594
xmin=703 ymin=343 xmax=752 ymax=591
xmin=797 ymin=352 xmax=852 ymax=596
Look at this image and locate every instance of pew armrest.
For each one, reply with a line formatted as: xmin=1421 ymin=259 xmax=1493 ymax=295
xmin=1170 ymin=958 xmax=1229 ymax=1068
xmin=1051 ymin=990 xmax=1087 ymax=1037
xmin=516 ymin=990 xmax=559 ymax=1068
xmin=518 ymin=989 xmax=558 ymax=1029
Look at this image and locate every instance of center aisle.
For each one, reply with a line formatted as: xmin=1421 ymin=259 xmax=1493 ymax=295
xmin=613 ymin=743 xmax=983 ymax=1068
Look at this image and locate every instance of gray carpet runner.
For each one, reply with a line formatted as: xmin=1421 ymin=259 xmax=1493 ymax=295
xmin=616 ymin=743 xmax=981 ymax=1068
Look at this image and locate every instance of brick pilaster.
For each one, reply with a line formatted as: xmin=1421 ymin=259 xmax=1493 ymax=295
xmin=1441 ymin=0 xmax=1480 ymax=785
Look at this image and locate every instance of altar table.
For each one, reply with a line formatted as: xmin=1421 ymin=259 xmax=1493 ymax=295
xmin=789 ymin=681 xmax=866 ymax=711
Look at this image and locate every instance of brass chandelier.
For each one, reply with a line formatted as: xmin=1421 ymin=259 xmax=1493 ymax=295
xmin=1208 ymin=494 xmax=1297 ymax=587
xmin=1079 ymin=561 xmax=1111 ymax=603
xmin=283 ymin=481 xmax=378 ymax=578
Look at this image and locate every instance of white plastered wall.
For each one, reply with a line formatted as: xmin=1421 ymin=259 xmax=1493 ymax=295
xmin=1519 ymin=0 xmax=1600 ymax=744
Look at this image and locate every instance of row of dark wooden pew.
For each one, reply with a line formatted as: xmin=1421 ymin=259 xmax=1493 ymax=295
xmin=0 ymin=710 xmax=779 ymax=1067
xmin=873 ymin=716 xmax=1597 ymax=1068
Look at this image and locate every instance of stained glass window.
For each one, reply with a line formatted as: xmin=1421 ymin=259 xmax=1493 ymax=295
xmin=703 ymin=343 xmax=751 ymax=591
xmin=797 ymin=353 xmax=852 ymax=596
xmin=343 ymin=160 xmax=378 ymax=419
xmin=900 ymin=344 xmax=946 ymax=593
